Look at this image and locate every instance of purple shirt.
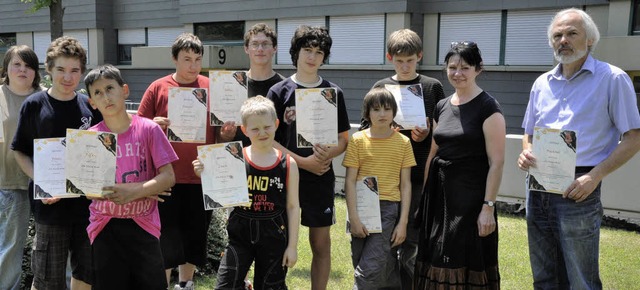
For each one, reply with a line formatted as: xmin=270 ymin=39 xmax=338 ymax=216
xmin=522 ymin=55 xmax=640 ymax=166
xmin=87 ymin=115 xmax=178 ymax=243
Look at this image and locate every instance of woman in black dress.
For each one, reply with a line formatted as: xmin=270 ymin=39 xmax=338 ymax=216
xmin=414 ymin=42 xmax=505 ymax=289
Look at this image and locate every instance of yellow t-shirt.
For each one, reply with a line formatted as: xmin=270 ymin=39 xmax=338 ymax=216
xmin=342 ymin=130 xmax=416 ymax=201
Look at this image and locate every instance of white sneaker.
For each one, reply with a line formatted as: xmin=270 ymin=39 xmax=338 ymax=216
xmin=173 ymin=281 xmax=194 ymax=290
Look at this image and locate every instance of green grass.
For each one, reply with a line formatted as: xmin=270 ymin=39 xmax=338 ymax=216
xmin=195 ymin=197 xmax=640 ymax=289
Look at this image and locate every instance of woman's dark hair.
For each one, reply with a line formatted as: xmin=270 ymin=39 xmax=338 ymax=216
xmin=444 ymin=41 xmax=483 ymax=71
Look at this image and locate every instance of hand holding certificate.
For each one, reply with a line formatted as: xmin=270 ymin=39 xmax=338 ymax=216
xmin=33 ymin=138 xmax=71 ymax=199
xmin=347 ymin=176 xmax=382 ymax=234
xmin=295 ymin=88 xmax=338 ymax=148
xmin=197 ymin=141 xmax=250 ymax=209
xmin=528 ymin=127 xmax=577 ymax=194
xmin=385 ymin=84 xmax=427 ymax=129
xmin=209 ymin=70 xmax=248 ymax=126
xmin=167 ymin=87 xmax=208 ymax=143
xmin=65 ymin=129 xmax=117 ymax=198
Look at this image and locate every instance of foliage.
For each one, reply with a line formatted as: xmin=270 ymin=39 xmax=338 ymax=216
xmin=20 ymin=0 xmax=57 ymax=14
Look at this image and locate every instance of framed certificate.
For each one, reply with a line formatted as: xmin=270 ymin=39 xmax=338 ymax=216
xmin=197 ymin=141 xmax=250 ymax=209
xmin=347 ymin=176 xmax=382 ymax=234
xmin=209 ymin=70 xmax=248 ymax=126
xmin=167 ymin=87 xmax=208 ymax=143
xmin=528 ymin=127 xmax=577 ymax=194
xmin=385 ymin=84 xmax=427 ymax=129
xmin=33 ymin=138 xmax=75 ymax=199
xmin=65 ymin=129 xmax=117 ymax=198
xmin=295 ymin=88 xmax=338 ymax=148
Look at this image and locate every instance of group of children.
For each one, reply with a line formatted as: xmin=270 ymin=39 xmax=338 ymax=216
xmin=5 ymin=21 xmax=443 ymax=290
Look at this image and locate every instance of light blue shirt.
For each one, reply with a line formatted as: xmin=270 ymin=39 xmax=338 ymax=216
xmin=522 ymin=54 xmax=640 ymax=166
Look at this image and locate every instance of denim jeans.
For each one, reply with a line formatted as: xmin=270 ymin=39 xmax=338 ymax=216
xmin=0 ymin=189 xmax=30 ymax=290
xmin=526 ymin=173 xmax=603 ymax=290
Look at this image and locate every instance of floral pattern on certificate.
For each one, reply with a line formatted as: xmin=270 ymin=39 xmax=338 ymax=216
xmin=529 ymin=127 xmax=577 ymax=194
xmin=198 ymin=141 xmax=250 ymax=210
xmin=209 ymin=70 xmax=248 ymax=126
xmin=385 ymin=84 xmax=427 ymax=130
xmin=65 ymin=129 xmax=117 ymax=197
xmin=295 ymin=88 xmax=338 ymax=148
xmin=347 ymin=176 xmax=382 ymax=234
xmin=167 ymin=87 xmax=208 ymax=143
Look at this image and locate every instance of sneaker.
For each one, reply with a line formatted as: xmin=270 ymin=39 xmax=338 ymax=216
xmin=244 ymin=279 xmax=253 ymax=290
xmin=173 ymin=281 xmax=194 ymax=290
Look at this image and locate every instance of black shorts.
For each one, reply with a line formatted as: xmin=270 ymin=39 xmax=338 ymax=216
xmin=92 ymin=218 xmax=166 ymax=290
xmin=31 ymin=222 xmax=92 ymax=290
xmin=159 ymin=183 xmax=213 ymax=268
xmin=299 ymin=177 xmax=336 ymax=227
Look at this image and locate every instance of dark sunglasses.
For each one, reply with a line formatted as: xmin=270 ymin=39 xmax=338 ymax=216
xmin=450 ymin=41 xmax=477 ymax=48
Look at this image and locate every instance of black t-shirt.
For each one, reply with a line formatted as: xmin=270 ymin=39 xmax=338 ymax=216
xmin=367 ymin=75 xmax=445 ymax=183
xmin=267 ymin=77 xmax=351 ymax=183
xmin=234 ymin=73 xmax=285 ymax=147
xmin=11 ymin=90 xmax=103 ymax=225
xmin=433 ymin=91 xmax=502 ymax=161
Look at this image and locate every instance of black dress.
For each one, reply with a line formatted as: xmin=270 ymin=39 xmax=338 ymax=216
xmin=414 ymin=91 xmax=502 ymax=290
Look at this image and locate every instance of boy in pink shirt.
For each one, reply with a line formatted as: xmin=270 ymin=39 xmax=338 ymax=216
xmin=84 ymin=64 xmax=178 ymax=289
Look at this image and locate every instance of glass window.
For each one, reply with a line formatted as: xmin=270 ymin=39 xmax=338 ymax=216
xmin=118 ymin=44 xmax=145 ymax=64
xmin=633 ymin=0 xmax=640 ymax=35
xmin=195 ymin=21 xmax=245 ymax=45
xmin=0 ymin=33 xmax=17 ymax=53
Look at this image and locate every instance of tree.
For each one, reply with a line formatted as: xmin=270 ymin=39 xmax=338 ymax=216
xmin=21 ymin=0 xmax=64 ymax=41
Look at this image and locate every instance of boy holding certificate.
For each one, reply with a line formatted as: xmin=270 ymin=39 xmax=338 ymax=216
xmin=343 ymin=87 xmax=416 ymax=289
xmin=84 ymin=64 xmax=178 ymax=289
xmin=11 ymin=37 xmax=102 ymax=290
xmin=193 ymin=96 xmax=300 ymax=290
xmin=266 ymin=25 xmax=351 ymax=289
xmin=363 ymin=29 xmax=445 ymax=288
xmin=218 ymin=23 xmax=285 ymax=147
xmin=138 ymin=32 xmax=213 ymax=290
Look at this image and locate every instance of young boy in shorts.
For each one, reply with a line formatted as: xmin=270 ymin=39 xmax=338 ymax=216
xmin=363 ymin=29 xmax=445 ymax=289
xmin=218 ymin=23 xmax=285 ymax=147
xmin=266 ymin=25 xmax=351 ymax=289
xmin=84 ymin=64 xmax=178 ymax=289
xmin=137 ymin=32 xmax=214 ymax=290
xmin=193 ymin=96 xmax=300 ymax=289
xmin=11 ymin=36 xmax=102 ymax=290
xmin=344 ymin=87 xmax=416 ymax=289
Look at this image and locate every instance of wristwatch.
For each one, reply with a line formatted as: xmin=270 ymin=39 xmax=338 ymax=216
xmin=483 ymin=200 xmax=495 ymax=207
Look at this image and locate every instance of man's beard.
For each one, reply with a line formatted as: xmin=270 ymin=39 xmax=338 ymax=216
xmin=554 ymin=44 xmax=588 ymax=64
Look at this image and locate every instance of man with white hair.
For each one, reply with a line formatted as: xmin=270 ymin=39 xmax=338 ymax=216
xmin=518 ymin=7 xmax=640 ymax=289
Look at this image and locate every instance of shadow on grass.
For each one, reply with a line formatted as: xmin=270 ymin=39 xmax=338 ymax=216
xmin=287 ymin=267 xmax=347 ymax=280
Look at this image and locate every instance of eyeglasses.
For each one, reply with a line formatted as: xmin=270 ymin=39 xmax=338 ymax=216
xmin=450 ymin=41 xmax=477 ymax=48
xmin=248 ymin=42 xmax=273 ymax=50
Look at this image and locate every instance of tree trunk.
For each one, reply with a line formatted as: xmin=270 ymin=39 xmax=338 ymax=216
xmin=49 ymin=0 xmax=64 ymax=41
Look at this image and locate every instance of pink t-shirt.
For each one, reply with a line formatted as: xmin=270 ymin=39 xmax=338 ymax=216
xmin=87 ymin=115 xmax=178 ymax=243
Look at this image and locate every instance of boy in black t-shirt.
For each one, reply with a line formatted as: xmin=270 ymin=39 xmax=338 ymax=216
xmin=267 ymin=25 xmax=351 ymax=290
xmin=11 ymin=36 xmax=101 ymax=290
xmin=364 ymin=29 xmax=445 ymax=289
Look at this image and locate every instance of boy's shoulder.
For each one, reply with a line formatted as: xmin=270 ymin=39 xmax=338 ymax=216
xmin=374 ymin=75 xmax=441 ymax=87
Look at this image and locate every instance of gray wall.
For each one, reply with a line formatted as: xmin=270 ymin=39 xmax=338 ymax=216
xmin=121 ymin=67 xmax=538 ymax=134
xmin=410 ymin=0 xmax=609 ymax=13
xmin=0 ymin=0 xmax=98 ymax=33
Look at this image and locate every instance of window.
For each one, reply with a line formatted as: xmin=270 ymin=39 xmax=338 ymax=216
xmin=118 ymin=29 xmax=146 ymax=64
xmin=439 ymin=12 xmax=502 ymax=65
xmin=504 ymin=10 xmax=555 ymax=66
xmin=633 ymin=0 xmax=640 ymax=35
xmin=330 ymin=15 xmax=385 ymax=65
xmin=148 ymin=27 xmax=185 ymax=47
xmin=0 ymin=33 xmax=16 ymax=53
xmin=194 ymin=21 xmax=245 ymax=45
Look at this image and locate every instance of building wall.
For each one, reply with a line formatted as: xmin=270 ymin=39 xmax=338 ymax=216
xmin=0 ymin=0 xmax=98 ymax=33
